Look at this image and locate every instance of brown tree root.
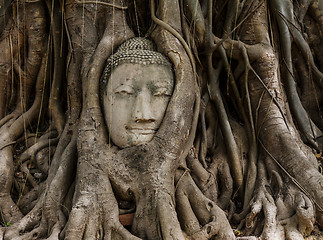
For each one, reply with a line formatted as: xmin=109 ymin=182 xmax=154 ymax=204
xmin=186 ymin=146 xmax=234 ymax=210
xmin=0 ymin=0 xmax=48 ymax=231
xmin=0 ymin=127 xmax=23 ymax=225
xmin=269 ymin=0 xmax=322 ymax=150
xmin=131 ymin=187 xmax=184 ymax=239
xmin=175 ymin=168 xmax=235 ymax=240
xmin=0 ymin=55 xmax=48 ymax=227
xmin=64 ymin=155 xmax=140 ymax=240
xmin=3 ymin=197 xmax=43 ymax=240
xmin=2 ymin=127 xmax=78 ymax=239
xmin=18 ymin=182 xmax=45 ymax=214
xmin=16 ymin=130 xmax=58 ymax=168
xmin=236 ymin=157 xmax=316 ymax=240
xmin=244 ymin=162 xmax=285 ymax=239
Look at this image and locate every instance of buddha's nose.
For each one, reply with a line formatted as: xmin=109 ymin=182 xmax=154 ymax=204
xmin=133 ymin=88 xmax=155 ymax=123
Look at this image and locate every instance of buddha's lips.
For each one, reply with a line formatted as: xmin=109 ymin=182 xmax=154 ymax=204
xmin=126 ymin=127 xmax=157 ymax=135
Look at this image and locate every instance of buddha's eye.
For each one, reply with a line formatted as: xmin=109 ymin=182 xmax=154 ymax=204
xmin=153 ymin=88 xmax=171 ymax=97
xmin=115 ymin=85 xmax=134 ymax=96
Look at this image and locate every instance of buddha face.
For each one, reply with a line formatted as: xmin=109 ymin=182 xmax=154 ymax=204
xmin=103 ymin=63 xmax=174 ymax=148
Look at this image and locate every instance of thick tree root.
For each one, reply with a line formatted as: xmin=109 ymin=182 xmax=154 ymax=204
xmin=3 ymin=199 xmax=43 ymax=240
xmin=64 ymin=167 xmax=140 ymax=240
xmin=175 ymin=168 xmax=235 ymax=239
xmin=236 ymin=158 xmax=316 ymax=240
xmin=132 ymin=189 xmax=184 ymax=239
xmin=186 ymin=147 xmax=234 ymax=210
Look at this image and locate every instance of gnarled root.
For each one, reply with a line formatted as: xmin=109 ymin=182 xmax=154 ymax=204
xmin=244 ymin=180 xmax=285 ymax=239
xmin=64 ymin=165 xmax=139 ymax=240
xmin=277 ymin=184 xmax=315 ymax=240
xmin=131 ymin=188 xmax=184 ymax=239
xmin=236 ymin=158 xmax=316 ymax=240
xmin=3 ymin=198 xmax=43 ymax=240
xmin=0 ymin=0 xmax=48 ymax=233
xmin=0 ymin=129 xmax=23 ymax=225
xmin=175 ymin=168 xmax=235 ymax=240
xmin=186 ymin=147 xmax=234 ymax=210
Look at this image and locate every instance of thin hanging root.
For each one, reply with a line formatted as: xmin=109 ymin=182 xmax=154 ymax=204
xmin=198 ymin=93 xmax=209 ymax=168
xmin=74 ymin=0 xmax=128 ymax=10
xmin=277 ymin=9 xmax=323 ymax=90
xmin=270 ymin=0 xmax=321 ymax=151
xmin=46 ymin=0 xmax=66 ymax=135
xmin=236 ymin=45 xmax=258 ymax=209
xmin=204 ymin=0 xmax=243 ymax=192
xmin=223 ymin=0 xmax=239 ymax=34
xmin=182 ymin=0 xmax=206 ymax=42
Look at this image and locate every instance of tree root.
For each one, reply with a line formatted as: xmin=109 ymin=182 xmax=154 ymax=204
xmin=3 ymin=198 xmax=43 ymax=240
xmin=186 ymin=146 xmax=234 ymax=210
xmin=18 ymin=182 xmax=45 ymax=214
xmin=245 ymin=185 xmax=285 ymax=239
xmin=16 ymin=130 xmax=58 ymax=169
xmin=64 ymin=166 xmax=140 ymax=240
xmin=175 ymin=168 xmax=235 ymax=239
xmin=204 ymin=0 xmax=244 ymax=191
xmin=269 ymin=0 xmax=322 ymax=151
xmin=3 ymin=128 xmax=77 ymax=239
xmin=237 ymin=157 xmax=316 ymax=240
xmin=131 ymin=188 xmax=184 ymax=239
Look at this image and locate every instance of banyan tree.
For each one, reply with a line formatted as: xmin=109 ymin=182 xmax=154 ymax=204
xmin=0 ymin=0 xmax=323 ymax=239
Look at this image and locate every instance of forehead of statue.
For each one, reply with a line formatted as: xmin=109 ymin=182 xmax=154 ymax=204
xmin=107 ymin=63 xmax=174 ymax=91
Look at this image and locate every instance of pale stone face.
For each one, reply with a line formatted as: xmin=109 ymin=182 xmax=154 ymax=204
xmin=103 ymin=63 xmax=174 ymax=148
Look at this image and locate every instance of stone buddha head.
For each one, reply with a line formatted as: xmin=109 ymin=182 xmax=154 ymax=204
xmin=100 ymin=38 xmax=174 ymax=148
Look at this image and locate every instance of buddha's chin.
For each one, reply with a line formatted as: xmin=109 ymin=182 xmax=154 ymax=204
xmin=127 ymin=132 xmax=155 ymax=147
xmin=111 ymin=131 xmax=156 ymax=148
